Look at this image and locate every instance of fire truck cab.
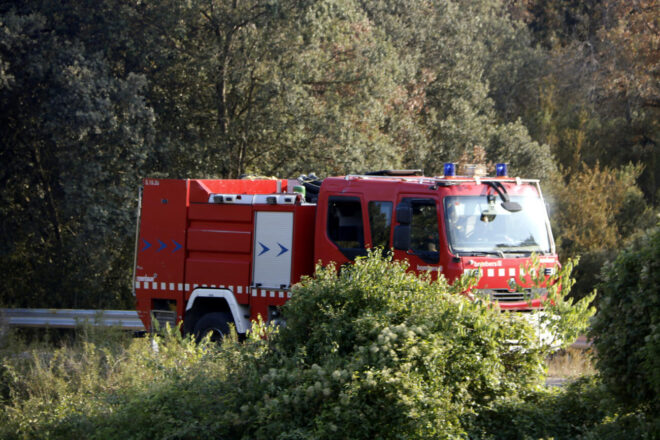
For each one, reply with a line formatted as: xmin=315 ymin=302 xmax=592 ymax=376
xmin=133 ymin=164 xmax=557 ymax=339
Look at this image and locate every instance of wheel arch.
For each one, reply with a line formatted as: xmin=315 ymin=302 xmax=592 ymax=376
xmin=184 ymin=288 xmax=250 ymax=334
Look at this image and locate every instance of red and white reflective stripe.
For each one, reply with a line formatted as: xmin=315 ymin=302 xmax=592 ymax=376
xmin=134 ymin=282 xmax=291 ymax=299
xmin=183 ymin=284 xmax=250 ymax=295
xmin=251 ymin=289 xmax=291 ymax=299
xmin=135 ymin=281 xmax=183 ymax=290
xmin=134 ymin=282 xmax=254 ymax=295
xmin=464 ymin=268 xmax=527 ymax=278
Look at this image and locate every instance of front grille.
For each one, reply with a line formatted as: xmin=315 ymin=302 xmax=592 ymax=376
xmin=476 ymin=288 xmax=547 ymax=303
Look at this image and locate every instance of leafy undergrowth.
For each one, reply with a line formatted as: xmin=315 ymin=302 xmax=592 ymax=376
xmin=0 ymin=252 xmax=653 ymax=439
xmin=468 ymin=375 xmax=660 ymax=440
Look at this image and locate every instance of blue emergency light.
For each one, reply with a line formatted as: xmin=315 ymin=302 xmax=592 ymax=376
xmin=444 ymin=163 xmax=456 ymax=177
xmin=496 ymin=163 xmax=508 ymax=177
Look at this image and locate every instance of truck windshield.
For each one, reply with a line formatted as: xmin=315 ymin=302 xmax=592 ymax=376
xmin=444 ymin=195 xmax=552 ymax=255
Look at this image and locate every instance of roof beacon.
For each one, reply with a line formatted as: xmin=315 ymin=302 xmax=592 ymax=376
xmin=444 ymin=163 xmax=456 ymax=177
xmin=496 ymin=163 xmax=508 ymax=177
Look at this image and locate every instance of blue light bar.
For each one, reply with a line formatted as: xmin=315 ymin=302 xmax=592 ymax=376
xmin=444 ymin=163 xmax=456 ymax=177
xmin=496 ymin=163 xmax=508 ymax=177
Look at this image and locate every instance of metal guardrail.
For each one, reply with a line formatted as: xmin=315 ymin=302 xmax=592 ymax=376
xmin=0 ymin=308 xmax=145 ymax=331
xmin=0 ymin=308 xmax=594 ymax=348
xmin=571 ymin=335 xmax=592 ymax=350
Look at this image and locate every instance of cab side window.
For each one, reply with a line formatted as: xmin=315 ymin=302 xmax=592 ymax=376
xmin=368 ymin=201 xmax=392 ymax=250
xmin=327 ymin=197 xmax=367 ymax=259
xmin=410 ymin=199 xmax=439 ymax=263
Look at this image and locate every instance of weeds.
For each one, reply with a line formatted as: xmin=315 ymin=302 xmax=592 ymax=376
xmin=546 ymin=347 xmax=596 ymax=380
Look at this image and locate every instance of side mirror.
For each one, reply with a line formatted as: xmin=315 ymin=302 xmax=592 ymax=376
xmin=393 ymin=225 xmax=411 ymax=250
xmin=396 ymin=204 xmax=412 ymax=224
xmin=501 ymin=201 xmax=522 ymax=212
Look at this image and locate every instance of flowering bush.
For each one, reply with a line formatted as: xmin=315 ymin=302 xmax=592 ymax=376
xmin=0 ymin=252 xmax=595 ymax=439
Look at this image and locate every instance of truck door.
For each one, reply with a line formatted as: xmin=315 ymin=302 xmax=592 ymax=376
xmin=392 ymin=197 xmax=442 ymax=272
xmin=314 ymin=194 xmax=368 ymax=265
xmin=252 ymin=211 xmax=294 ymax=289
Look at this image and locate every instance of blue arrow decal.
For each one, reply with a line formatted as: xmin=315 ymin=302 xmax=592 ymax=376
xmin=258 ymin=242 xmax=270 ymax=256
xmin=157 ymin=239 xmax=167 ymax=252
xmin=141 ymin=239 xmax=151 ymax=252
xmin=172 ymin=240 xmax=182 ymax=253
xmin=277 ymin=242 xmax=289 ymax=256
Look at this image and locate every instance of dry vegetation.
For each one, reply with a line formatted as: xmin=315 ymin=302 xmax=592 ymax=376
xmin=546 ymin=347 xmax=596 ymax=388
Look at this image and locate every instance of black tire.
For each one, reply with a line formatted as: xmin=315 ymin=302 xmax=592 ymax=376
xmin=194 ymin=312 xmax=232 ymax=343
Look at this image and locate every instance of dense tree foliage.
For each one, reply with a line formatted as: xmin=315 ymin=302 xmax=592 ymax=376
xmin=0 ymin=2 xmax=154 ymax=308
xmin=591 ymin=226 xmax=660 ymax=412
xmin=549 ymin=163 xmax=656 ymax=298
xmin=0 ymin=0 xmax=657 ymax=308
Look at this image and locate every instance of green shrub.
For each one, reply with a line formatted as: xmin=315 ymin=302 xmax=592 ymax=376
xmin=236 ymin=251 xmax=593 ymax=439
xmin=590 ymin=226 xmax=660 ymax=412
xmin=244 ymin=254 xmax=543 ymax=439
xmin=467 ymin=375 xmax=660 ymax=440
xmin=0 ymin=252 xmax=595 ymax=439
xmin=466 ymin=376 xmax=605 ymax=439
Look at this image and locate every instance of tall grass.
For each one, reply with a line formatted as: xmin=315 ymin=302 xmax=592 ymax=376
xmin=546 ymin=347 xmax=596 ymax=380
xmin=0 ymin=323 xmax=242 ymax=439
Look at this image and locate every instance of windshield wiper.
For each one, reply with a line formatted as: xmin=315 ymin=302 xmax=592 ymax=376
xmin=495 ymin=244 xmax=550 ymax=256
xmin=486 ymin=181 xmax=522 ymax=212
xmin=457 ymin=250 xmax=505 ymax=258
xmin=499 ymin=249 xmax=533 ymax=256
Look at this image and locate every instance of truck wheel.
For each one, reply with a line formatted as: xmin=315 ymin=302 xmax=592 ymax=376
xmin=194 ymin=312 xmax=231 ymax=342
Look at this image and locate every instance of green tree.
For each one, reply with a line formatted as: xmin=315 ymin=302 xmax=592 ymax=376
xmin=512 ymin=0 xmax=603 ymax=48
xmin=359 ymin=0 xmax=556 ymax=178
xmin=0 ymin=0 xmax=420 ymax=308
xmin=0 ymin=6 xmax=154 ymax=308
xmin=548 ymin=162 xmax=655 ymax=299
xmin=591 ymin=226 xmax=660 ymax=413
xmin=509 ymin=0 xmax=658 ymax=203
xmin=119 ymin=0 xmax=412 ymax=179
xmin=498 ymin=0 xmax=658 ymax=304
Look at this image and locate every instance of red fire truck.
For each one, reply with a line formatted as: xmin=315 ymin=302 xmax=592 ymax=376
xmin=133 ymin=164 xmax=558 ymax=338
